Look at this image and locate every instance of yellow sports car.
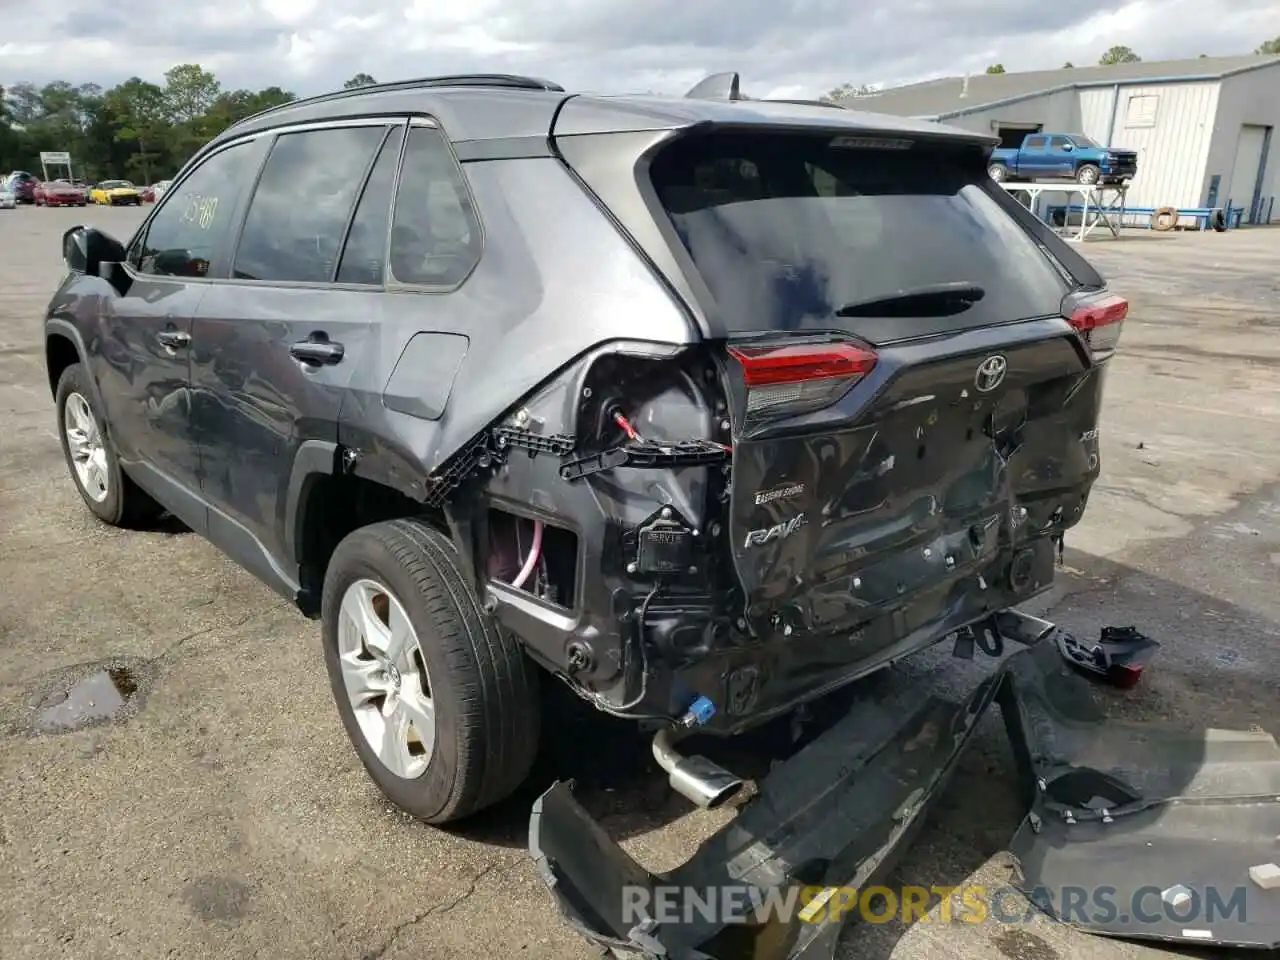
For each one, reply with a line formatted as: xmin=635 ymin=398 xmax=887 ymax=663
xmin=90 ymin=179 xmax=142 ymax=206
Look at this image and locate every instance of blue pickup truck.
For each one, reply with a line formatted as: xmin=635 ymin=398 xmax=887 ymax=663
xmin=988 ymin=133 xmax=1138 ymax=186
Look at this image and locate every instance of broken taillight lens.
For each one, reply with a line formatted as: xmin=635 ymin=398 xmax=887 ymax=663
xmin=1066 ymin=291 xmax=1128 ymax=361
xmin=728 ymin=340 xmax=877 ymax=421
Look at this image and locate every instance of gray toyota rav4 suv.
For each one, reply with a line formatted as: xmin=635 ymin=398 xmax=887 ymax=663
xmin=44 ymin=72 xmax=1124 ymax=830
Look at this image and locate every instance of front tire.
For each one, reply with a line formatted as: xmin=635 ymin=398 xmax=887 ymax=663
xmin=988 ymin=163 xmax=1009 ymax=183
xmin=55 ymin=363 xmax=162 ymax=527
xmin=1076 ymin=163 xmax=1100 ymax=186
xmin=321 ymin=518 xmax=541 ymax=824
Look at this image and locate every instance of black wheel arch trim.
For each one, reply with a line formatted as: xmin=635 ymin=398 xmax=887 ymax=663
xmin=44 ymin=318 xmax=106 ymax=411
xmin=285 ymin=439 xmax=341 ymax=566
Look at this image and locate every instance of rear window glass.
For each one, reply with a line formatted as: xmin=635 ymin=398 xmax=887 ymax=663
xmin=649 ymin=132 xmax=1069 ymax=339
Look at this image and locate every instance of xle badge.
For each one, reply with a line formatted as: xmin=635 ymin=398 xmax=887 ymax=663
xmin=744 ymin=513 xmax=807 ymax=549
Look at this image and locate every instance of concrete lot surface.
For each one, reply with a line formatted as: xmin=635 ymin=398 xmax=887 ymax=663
xmin=1 ymin=206 xmax=1278 ymax=960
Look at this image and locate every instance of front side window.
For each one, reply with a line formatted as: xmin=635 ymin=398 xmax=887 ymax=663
xmin=132 ymin=141 xmax=259 ymax=278
xmin=232 ymin=125 xmax=389 ymax=283
xmin=388 ymin=126 xmax=481 ymax=286
xmin=1049 ymin=136 xmax=1072 ymax=151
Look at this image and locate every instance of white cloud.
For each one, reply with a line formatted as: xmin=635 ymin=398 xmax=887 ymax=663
xmin=1 ymin=0 xmax=1277 ymax=97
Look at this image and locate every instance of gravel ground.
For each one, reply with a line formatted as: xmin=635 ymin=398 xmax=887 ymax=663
xmin=1 ymin=205 xmax=1277 ymax=960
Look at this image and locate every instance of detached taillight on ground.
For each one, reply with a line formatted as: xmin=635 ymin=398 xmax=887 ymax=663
xmin=728 ymin=340 xmax=877 ymax=422
xmin=1065 ymin=291 xmax=1128 ymax=361
xmin=1056 ymin=625 xmax=1159 ymax=688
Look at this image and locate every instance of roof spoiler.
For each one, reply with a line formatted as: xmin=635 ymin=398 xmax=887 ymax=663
xmin=683 ymin=71 xmax=845 ymax=109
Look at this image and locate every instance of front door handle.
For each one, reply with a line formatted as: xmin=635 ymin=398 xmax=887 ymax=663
xmin=290 ymin=338 xmax=345 ymax=366
xmin=157 ymin=329 xmax=191 ymax=349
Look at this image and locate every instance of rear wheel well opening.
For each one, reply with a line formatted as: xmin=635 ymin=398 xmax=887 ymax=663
xmin=46 ymin=334 xmax=80 ymax=396
xmin=295 ymin=472 xmax=447 ymax=615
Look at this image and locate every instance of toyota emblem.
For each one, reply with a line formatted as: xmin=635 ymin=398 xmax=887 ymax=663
xmin=974 ymin=355 xmax=1008 ymax=392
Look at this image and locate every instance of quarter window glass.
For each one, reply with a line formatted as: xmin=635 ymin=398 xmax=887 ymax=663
xmin=388 ymin=126 xmax=481 ymax=286
xmin=133 ymin=142 xmax=257 ymax=278
xmin=233 ymin=125 xmax=388 ymax=283
xmin=336 ymin=126 xmax=404 ymax=285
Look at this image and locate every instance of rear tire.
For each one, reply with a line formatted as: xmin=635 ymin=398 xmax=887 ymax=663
xmin=54 ymin=363 xmax=163 ymax=528
xmin=988 ymin=163 xmax=1008 ymax=183
xmin=321 ymin=518 xmax=541 ymax=824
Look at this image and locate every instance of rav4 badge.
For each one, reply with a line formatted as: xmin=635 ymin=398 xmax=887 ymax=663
xmin=744 ymin=513 xmax=807 ymax=549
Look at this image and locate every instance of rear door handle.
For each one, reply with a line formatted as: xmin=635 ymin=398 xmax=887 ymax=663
xmin=157 ymin=329 xmax=191 ymax=349
xmin=290 ymin=338 xmax=345 ymax=366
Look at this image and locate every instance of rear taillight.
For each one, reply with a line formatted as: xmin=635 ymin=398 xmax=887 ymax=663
xmin=1066 ymin=291 xmax=1127 ymax=360
xmin=728 ymin=340 xmax=877 ymax=421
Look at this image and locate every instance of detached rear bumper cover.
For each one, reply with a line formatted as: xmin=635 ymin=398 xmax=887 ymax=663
xmin=529 ymin=640 xmax=1280 ymax=959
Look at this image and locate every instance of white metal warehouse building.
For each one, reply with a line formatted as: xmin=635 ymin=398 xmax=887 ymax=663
xmin=845 ymin=55 xmax=1280 ymax=224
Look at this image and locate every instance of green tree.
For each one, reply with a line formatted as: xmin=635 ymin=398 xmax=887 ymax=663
xmin=1062 ymin=61 xmax=1074 ymax=68
xmin=985 ymin=64 xmax=1006 ymax=74
xmin=820 ymin=82 xmax=877 ymax=103
xmin=161 ymin=64 xmax=223 ymax=165
xmin=1255 ymin=37 xmax=1280 ymax=55
xmin=343 ymin=73 xmax=377 ymax=89
xmin=206 ymin=86 xmax=297 ymax=128
xmin=4 ymin=82 xmax=44 ymax=125
xmin=0 ymin=65 xmax=300 ymax=177
xmin=163 ymin=64 xmax=221 ymax=123
xmin=1099 ymin=45 xmax=1141 ymax=65
xmin=106 ymin=78 xmax=168 ymax=183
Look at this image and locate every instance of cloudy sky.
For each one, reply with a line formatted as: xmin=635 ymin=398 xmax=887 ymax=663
xmin=2 ymin=0 xmax=1277 ymax=99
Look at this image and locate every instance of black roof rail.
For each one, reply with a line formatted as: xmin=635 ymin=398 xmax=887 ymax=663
xmin=683 ymin=73 xmax=844 ymax=109
xmin=767 ymin=98 xmax=846 ymax=109
xmin=231 ymin=73 xmax=565 ymax=129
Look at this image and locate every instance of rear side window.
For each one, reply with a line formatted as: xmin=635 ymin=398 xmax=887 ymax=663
xmin=649 ymin=132 xmax=1069 ymax=338
xmin=1025 ymin=136 xmax=1047 ymax=149
xmin=336 ymin=126 xmax=404 ymax=285
xmin=232 ymin=125 xmax=389 ymax=283
xmin=388 ymin=126 xmax=481 ymax=286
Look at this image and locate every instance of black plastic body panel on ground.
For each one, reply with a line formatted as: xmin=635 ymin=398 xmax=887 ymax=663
xmin=529 ymin=638 xmax=1280 ymax=958
xmin=1002 ymin=642 xmax=1280 ymax=949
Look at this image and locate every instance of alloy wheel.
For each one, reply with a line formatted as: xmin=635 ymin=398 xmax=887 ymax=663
xmin=337 ymin=578 xmax=436 ymax=779
xmin=63 ymin=393 xmax=109 ymax=503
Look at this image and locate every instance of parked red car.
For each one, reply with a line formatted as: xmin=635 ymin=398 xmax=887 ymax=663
xmin=34 ymin=180 xmax=88 ymax=207
xmin=139 ymin=185 xmax=156 ymax=202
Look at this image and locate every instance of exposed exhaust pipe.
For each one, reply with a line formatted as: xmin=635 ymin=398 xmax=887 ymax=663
xmin=990 ymin=609 xmax=1057 ymax=646
xmin=652 ymin=728 xmax=745 ymax=809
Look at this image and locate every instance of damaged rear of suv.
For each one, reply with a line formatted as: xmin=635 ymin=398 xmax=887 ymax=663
xmin=497 ymin=86 xmax=1121 ymax=772
xmin=47 ymin=71 xmax=1130 ymax=954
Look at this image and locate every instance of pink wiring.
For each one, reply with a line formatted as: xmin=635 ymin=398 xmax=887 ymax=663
xmin=510 ymin=519 xmax=544 ymax=590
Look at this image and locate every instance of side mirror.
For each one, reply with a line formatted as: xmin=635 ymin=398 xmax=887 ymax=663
xmin=1062 ymin=143 xmax=1075 ymax=152
xmin=62 ymin=225 xmax=130 ymax=294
